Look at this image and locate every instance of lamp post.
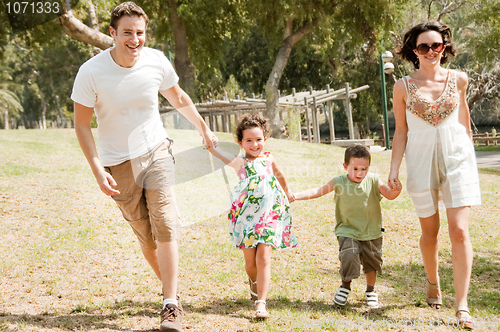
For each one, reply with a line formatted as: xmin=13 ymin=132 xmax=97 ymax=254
xmin=379 ymin=50 xmax=394 ymax=149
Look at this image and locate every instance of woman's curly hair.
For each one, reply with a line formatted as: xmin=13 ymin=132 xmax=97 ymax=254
xmin=235 ymin=114 xmax=271 ymax=142
xmin=396 ymin=21 xmax=456 ymax=69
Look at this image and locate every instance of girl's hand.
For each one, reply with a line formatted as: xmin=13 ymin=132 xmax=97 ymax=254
xmin=200 ymin=129 xmax=218 ymax=150
xmin=286 ymin=191 xmax=296 ymax=203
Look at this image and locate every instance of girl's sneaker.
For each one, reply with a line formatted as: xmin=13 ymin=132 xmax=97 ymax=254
xmin=333 ymin=286 xmax=350 ymax=306
xmin=365 ymin=291 xmax=379 ymax=309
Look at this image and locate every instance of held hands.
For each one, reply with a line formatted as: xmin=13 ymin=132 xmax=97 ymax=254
xmin=96 ymin=170 xmax=120 ymax=196
xmin=286 ymin=190 xmax=296 ymax=203
xmin=200 ymin=129 xmax=218 ymax=151
xmin=387 ymin=170 xmax=402 ymax=191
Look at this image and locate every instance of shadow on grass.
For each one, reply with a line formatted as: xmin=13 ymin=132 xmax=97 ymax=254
xmin=381 ymin=248 xmax=500 ymax=313
xmin=0 ymin=299 xmax=160 ymax=331
xmin=181 ymin=296 xmax=412 ymax=322
xmin=1 ymin=250 xmax=497 ymax=330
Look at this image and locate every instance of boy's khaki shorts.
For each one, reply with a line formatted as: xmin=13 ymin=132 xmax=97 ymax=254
xmin=337 ymin=236 xmax=383 ymax=281
xmin=105 ymin=139 xmax=181 ymax=249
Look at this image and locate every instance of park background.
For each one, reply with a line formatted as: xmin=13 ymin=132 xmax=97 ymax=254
xmin=1 ymin=0 xmax=500 ymax=331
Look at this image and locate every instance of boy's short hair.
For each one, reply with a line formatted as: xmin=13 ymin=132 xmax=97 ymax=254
xmin=344 ymin=144 xmax=371 ymax=165
xmin=110 ymin=1 xmax=149 ymax=30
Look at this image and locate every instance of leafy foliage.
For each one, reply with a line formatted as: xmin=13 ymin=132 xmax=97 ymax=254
xmin=0 ymin=0 xmax=499 ymax=130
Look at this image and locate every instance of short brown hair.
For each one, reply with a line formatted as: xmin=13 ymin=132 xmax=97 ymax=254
xmin=396 ymin=21 xmax=456 ymax=69
xmin=344 ymin=144 xmax=371 ymax=165
xmin=235 ymin=114 xmax=271 ymax=142
xmin=110 ymin=2 xmax=149 ymax=30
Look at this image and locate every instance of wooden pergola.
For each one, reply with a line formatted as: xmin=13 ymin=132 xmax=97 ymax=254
xmin=159 ymin=83 xmax=372 ymax=146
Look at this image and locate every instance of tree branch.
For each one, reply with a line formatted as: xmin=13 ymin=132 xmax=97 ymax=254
xmin=437 ymin=1 xmax=465 ymax=21
xmin=57 ymin=10 xmax=113 ymax=50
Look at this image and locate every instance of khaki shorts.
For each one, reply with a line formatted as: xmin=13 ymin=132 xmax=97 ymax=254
xmin=105 ymin=139 xmax=181 ymax=249
xmin=337 ymin=236 xmax=383 ymax=281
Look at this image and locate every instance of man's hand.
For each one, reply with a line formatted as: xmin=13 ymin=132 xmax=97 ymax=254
xmin=200 ymin=129 xmax=218 ymax=151
xmin=96 ymin=170 xmax=120 ymax=196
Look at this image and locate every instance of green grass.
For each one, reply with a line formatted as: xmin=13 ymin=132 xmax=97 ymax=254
xmin=475 ymin=144 xmax=500 ymax=152
xmin=0 ymin=128 xmax=499 ymax=331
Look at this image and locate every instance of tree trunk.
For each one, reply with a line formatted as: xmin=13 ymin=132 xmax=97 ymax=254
xmin=3 ymin=108 xmax=8 ymax=130
xmin=167 ymin=0 xmax=196 ymax=130
xmin=265 ymin=23 xmax=311 ymax=137
xmin=467 ymin=64 xmax=500 ymax=113
xmin=57 ymin=10 xmax=113 ymax=50
xmin=167 ymin=0 xmax=196 ymax=99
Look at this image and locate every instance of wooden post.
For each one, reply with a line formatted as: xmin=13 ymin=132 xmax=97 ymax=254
xmin=278 ymin=90 xmax=283 ymax=121
xmin=304 ymin=97 xmax=311 ymax=143
xmin=344 ymin=82 xmax=355 ymax=139
xmin=223 ymin=110 xmax=229 ymax=132
xmin=209 ymin=111 xmax=215 ymax=132
xmin=326 ymin=84 xmax=335 ymax=143
xmin=313 ymin=96 xmax=320 ymax=143
xmin=486 ymin=132 xmax=490 ymax=146
xmin=381 ymin=124 xmax=386 ymax=148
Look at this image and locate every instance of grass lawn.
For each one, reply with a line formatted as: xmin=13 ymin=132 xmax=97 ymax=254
xmin=474 ymin=144 xmax=500 ymax=152
xmin=1 ymin=128 xmax=499 ymax=332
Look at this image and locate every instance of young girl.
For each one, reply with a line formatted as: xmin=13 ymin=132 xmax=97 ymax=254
xmin=209 ymin=114 xmax=298 ymax=318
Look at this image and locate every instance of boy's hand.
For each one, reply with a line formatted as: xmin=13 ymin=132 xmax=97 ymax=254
xmin=287 ymin=191 xmax=296 ymax=203
xmin=388 ymin=170 xmax=402 ymax=190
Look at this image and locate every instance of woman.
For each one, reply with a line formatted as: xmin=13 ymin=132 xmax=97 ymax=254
xmin=388 ymin=21 xmax=481 ymax=329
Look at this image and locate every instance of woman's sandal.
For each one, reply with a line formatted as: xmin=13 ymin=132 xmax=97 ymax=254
xmin=248 ymin=278 xmax=258 ymax=301
xmin=456 ymin=305 xmax=473 ymax=330
xmin=426 ymin=279 xmax=442 ymax=309
xmin=255 ymin=300 xmax=269 ymax=319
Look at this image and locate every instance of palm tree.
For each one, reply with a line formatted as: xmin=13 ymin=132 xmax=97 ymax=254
xmin=0 ymin=85 xmax=23 ymax=130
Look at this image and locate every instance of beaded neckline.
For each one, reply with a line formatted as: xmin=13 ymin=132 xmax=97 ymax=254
xmin=405 ymin=70 xmax=459 ymax=127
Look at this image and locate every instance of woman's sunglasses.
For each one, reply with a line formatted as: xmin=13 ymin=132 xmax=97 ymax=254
xmin=416 ymin=42 xmax=444 ymax=55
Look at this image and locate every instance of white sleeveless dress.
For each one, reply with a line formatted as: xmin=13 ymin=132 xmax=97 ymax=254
xmin=402 ymin=70 xmax=481 ymax=218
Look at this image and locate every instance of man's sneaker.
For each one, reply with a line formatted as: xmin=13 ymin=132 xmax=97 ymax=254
xmin=160 ymin=301 xmax=183 ymax=332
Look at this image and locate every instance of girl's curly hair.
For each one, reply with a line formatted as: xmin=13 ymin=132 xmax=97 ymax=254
xmin=235 ymin=114 xmax=271 ymax=142
xmin=396 ymin=21 xmax=456 ymax=69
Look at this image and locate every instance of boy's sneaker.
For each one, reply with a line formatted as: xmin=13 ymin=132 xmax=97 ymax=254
xmin=365 ymin=291 xmax=379 ymax=309
xmin=333 ymin=286 xmax=350 ymax=306
xmin=160 ymin=300 xmax=183 ymax=332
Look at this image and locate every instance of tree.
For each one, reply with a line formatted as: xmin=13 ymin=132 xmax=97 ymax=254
xmin=0 ymin=87 xmax=23 ymax=130
xmin=460 ymin=0 xmax=500 ymax=116
xmin=242 ymin=0 xmax=400 ymax=137
xmin=0 ymin=60 xmax=23 ymax=129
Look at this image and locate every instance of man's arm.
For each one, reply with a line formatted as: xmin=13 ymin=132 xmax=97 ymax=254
xmin=160 ymin=84 xmax=217 ymax=149
xmin=74 ymin=102 xmax=120 ymax=196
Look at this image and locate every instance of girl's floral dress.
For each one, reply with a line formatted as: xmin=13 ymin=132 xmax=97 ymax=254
xmin=228 ymin=152 xmax=297 ymax=249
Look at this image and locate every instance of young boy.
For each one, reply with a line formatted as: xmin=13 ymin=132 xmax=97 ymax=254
xmin=294 ymin=144 xmax=401 ymax=308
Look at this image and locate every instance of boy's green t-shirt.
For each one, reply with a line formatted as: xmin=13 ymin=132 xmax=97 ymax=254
xmin=332 ymin=172 xmax=382 ymax=241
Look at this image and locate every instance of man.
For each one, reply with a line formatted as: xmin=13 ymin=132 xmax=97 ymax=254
xmin=71 ymin=2 xmax=216 ymax=331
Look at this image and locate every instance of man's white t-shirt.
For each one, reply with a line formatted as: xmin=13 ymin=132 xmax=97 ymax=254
xmin=71 ymin=47 xmax=179 ymax=166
